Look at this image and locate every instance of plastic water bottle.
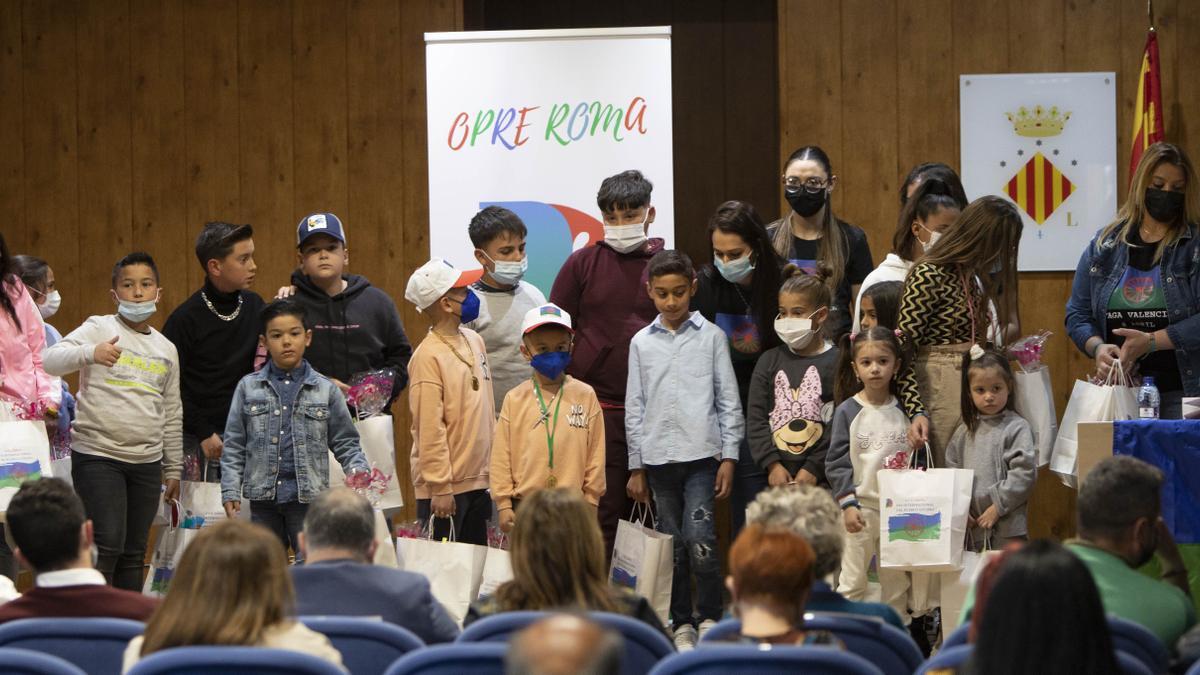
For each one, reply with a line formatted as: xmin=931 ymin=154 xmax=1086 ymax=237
xmin=1138 ymin=376 xmax=1161 ymax=420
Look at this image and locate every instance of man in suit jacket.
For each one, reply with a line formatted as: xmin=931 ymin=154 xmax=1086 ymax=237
xmin=291 ymin=488 xmax=459 ymax=644
xmin=0 ymin=478 xmax=158 ymax=624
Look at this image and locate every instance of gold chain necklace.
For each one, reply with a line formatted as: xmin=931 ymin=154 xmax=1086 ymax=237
xmin=432 ymin=329 xmax=479 ymax=391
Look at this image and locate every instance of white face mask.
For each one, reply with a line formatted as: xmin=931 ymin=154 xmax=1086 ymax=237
xmin=481 ymin=252 xmax=527 ymax=286
xmin=38 ymin=290 xmax=61 ymax=319
xmin=919 ymin=224 xmax=943 ymax=253
xmin=604 ymin=212 xmax=649 ymax=254
xmin=774 ymin=308 xmax=825 ymax=350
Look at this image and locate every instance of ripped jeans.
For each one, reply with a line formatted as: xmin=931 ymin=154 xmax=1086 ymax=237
xmin=645 ymin=457 xmax=721 ymax=627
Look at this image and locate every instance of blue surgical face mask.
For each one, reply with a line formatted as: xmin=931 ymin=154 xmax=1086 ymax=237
xmin=456 ymin=289 xmax=481 ymax=325
xmin=117 ymin=298 xmax=158 ymax=323
xmin=530 ymin=350 xmax=571 ymax=380
xmin=714 ymin=254 xmax=755 ymax=284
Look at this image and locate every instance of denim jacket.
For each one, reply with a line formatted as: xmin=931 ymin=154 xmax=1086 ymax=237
xmin=1065 ymin=224 xmax=1200 ymax=395
xmin=221 ymin=360 xmax=369 ymax=504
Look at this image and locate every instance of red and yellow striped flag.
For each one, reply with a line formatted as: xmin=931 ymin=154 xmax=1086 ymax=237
xmin=1130 ymin=30 xmax=1164 ymax=180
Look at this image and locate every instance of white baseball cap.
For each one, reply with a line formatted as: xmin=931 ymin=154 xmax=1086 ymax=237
xmin=405 ymin=258 xmax=483 ymax=311
xmin=521 ymin=303 xmax=574 ymax=335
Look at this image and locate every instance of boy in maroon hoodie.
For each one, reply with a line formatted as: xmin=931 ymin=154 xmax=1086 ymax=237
xmin=549 ymin=170 xmax=663 ymax=558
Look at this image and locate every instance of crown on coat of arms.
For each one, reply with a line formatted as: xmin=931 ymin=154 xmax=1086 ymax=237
xmin=1005 ymin=105 xmax=1071 ymax=137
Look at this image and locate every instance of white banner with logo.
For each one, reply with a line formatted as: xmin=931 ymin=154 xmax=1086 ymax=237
xmin=960 ymin=72 xmax=1117 ymax=271
xmin=425 ymin=27 xmax=676 ymax=296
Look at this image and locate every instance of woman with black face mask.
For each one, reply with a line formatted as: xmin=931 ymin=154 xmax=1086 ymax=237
xmin=1067 ymin=142 xmax=1200 ymax=419
xmin=766 ymin=146 xmax=873 ymax=341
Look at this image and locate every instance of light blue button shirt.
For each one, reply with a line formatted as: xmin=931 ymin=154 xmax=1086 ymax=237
xmin=625 ymin=311 xmax=744 ymax=469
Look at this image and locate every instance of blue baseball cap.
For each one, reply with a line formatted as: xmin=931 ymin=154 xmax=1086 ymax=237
xmin=296 ymin=212 xmax=346 ymax=247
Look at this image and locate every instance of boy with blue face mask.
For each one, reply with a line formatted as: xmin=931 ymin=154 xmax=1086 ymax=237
xmin=43 ymin=252 xmax=183 ymax=590
xmin=489 ymin=303 xmax=605 ymax=533
xmin=405 ymin=258 xmax=496 ymax=545
xmin=466 ymin=206 xmax=546 ymax=412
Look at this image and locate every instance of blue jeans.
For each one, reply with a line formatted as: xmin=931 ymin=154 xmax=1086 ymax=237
xmin=250 ymin=500 xmax=308 ymax=562
xmin=71 ymin=452 xmax=163 ymax=590
xmin=646 ymin=458 xmax=722 ymax=627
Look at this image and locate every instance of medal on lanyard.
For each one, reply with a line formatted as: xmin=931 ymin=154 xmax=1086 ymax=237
xmin=533 ymin=378 xmax=563 ymax=488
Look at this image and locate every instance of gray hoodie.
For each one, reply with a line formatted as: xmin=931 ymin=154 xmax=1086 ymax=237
xmin=945 ymin=409 xmax=1037 ymax=541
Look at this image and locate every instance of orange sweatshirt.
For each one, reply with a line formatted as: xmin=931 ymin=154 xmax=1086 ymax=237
xmin=490 ymin=376 xmax=606 ymax=510
xmin=408 ymin=328 xmax=495 ymax=499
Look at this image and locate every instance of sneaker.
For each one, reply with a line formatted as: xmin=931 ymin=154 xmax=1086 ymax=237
xmin=673 ymin=623 xmax=698 ymax=651
xmin=697 ymin=619 xmax=719 ymax=642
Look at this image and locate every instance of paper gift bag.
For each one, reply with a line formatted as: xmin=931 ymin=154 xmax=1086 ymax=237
xmin=1013 ymin=366 xmax=1057 ymax=467
xmin=397 ymin=523 xmax=488 ymax=626
xmin=939 ymin=533 xmax=1002 ymax=636
xmin=609 ymin=505 xmax=673 ymax=625
xmin=476 ymin=545 xmax=513 ymax=600
xmin=0 ymin=421 xmax=52 ymax=513
xmin=372 ymin=509 xmax=399 ymax=568
xmin=330 ymin=414 xmax=404 ymax=510
xmin=180 ymin=479 xmax=247 ymax=528
xmin=879 ymin=467 xmax=973 ymax=573
xmin=143 ymin=502 xmax=201 ymax=597
xmin=1050 ymin=361 xmax=1138 ymax=488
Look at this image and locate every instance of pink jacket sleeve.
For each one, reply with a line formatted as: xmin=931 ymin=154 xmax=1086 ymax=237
xmin=0 ymin=279 xmax=58 ymax=412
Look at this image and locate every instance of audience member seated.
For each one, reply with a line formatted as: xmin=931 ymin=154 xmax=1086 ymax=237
xmin=122 ymin=520 xmax=342 ymax=671
xmin=746 ymin=485 xmax=904 ymax=629
xmin=464 ymin=488 xmax=666 ymax=635
xmin=290 ymin=488 xmax=458 ymax=643
xmin=946 ymin=540 xmax=1120 ymax=675
xmin=1071 ymin=456 xmax=1196 ymax=646
xmin=505 ymin=614 xmax=622 ymax=675
xmin=725 ymin=523 xmax=839 ymax=647
xmin=0 ymin=478 xmax=157 ymax=625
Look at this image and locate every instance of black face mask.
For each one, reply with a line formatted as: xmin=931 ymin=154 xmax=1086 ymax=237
xmin=785 ymin=185 xmax=828 ymax=217
xmin=1145 ymin=187 xmax=1185 ymax=224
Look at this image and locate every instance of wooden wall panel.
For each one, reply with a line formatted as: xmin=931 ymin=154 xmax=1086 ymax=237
xmin=239 ymin=1 xmax=295 ymax=289
xmin=292 ymin=0 xmax=349 ymax=226
xmin=131 ymin=0 xmax=188 ymax=326
xmin=21 ymin=0 xmax=80 ymax=331
xmin=0 ymin=2 xmax=25 ymax=255
xmin=182 ymin=0 xmax=239 ymax=292
xmin=77 ymin=0 xmax=134 ymax=308
xmin=840 ymin=0 xmax=898 ymax=260
xmin=896 ymin=0 xmax=956 ymax=201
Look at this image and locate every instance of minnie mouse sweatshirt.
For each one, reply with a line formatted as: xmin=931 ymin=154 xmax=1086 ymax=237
xmin=746 ymin=344 xmax=838 ymax=483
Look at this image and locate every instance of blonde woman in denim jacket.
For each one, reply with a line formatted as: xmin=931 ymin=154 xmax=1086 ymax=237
xmin=1066 ymin=142 xmax=1200 ymax=418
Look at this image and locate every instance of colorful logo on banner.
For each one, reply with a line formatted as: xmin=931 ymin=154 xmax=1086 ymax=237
xmin=887 ymin=512 xmax=941 ymax=542
xmin=478 ymin=201 xmax=606 ymax=295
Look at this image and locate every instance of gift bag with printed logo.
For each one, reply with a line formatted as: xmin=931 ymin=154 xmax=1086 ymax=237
xmin=0 ymin=420 xmax=52 ymax=513
xmin=879 ymin=448 xmax=973 ymax=573
xmin=609 ymin=504 xmax=673 ymax=625
xmin=143 ymin=501 xmax=201 ymax=597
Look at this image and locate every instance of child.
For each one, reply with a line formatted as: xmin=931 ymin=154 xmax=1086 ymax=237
xmin=405 ymin=258 xmax=496 ymax=545
xmin=859 ymin=280 xmax=902 ymax=331
xmin=164 ymin=222 xmax=265 ymax=482
xmin=550 ymin=169 xmax=662 ymax=557
xmin=13 ymin=255 xmax=75 ymax=456
xmin=625 ymin=250 xmax=742 ymax=649
xmin=747 ymin=265 xmax=838 ymax=488
xmin=945 ymin=349 xmax=1037 ymax=549
xmin=220 ymin=299 xmax=369 ymax=556
xmin=826 ymin=327 xmax=930 ymax=630
xmin=43 ymin=253 xmax=182 ymax=590
xmin=490 ymin=303 xmax=605 ymax=533
xmin=897 ymin=196 xmax=1024 ymax=466
xmin=466 ymin=206 xmax=547 ymax=412
xmin=289 ymin=212 xmax=412 ymax=412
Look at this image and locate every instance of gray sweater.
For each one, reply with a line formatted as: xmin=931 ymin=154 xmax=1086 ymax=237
xmin=945 ymin=409 xmax=1036 ymax=541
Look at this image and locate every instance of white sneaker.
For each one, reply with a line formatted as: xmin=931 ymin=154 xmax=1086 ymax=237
xmin=673 ymin=624 xmax=698 ymax=651
xmin=697 ymin=619 xmax=718 ymax=642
